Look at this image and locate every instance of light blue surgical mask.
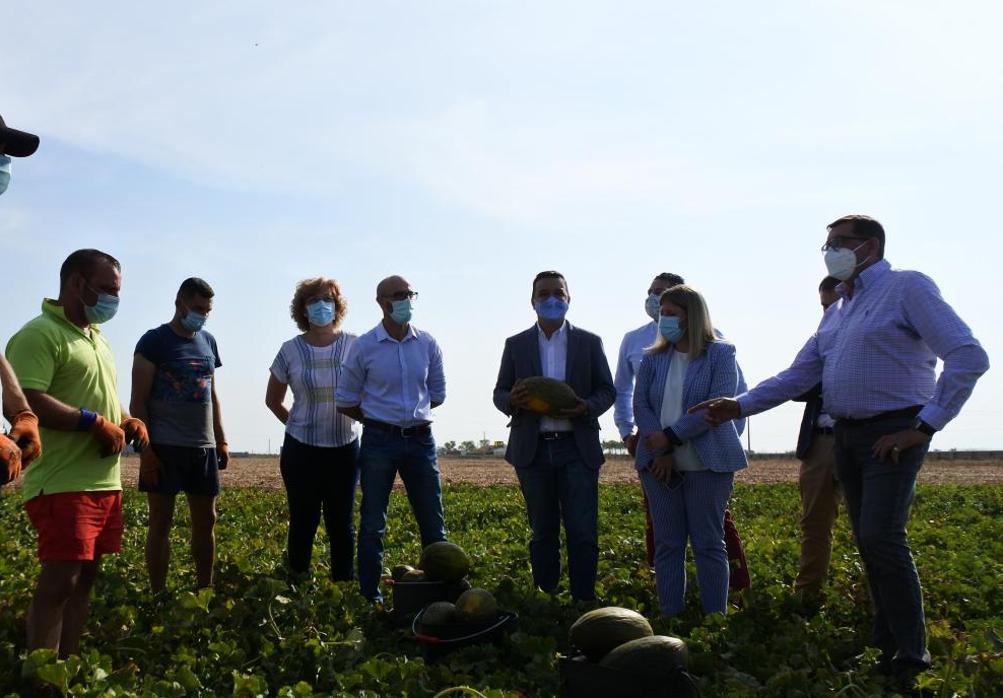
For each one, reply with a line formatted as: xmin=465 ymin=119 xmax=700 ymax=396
xmin=180 ymin=309 xmax=207 ymax=333
xmin=658 ymin=315 xmax=685 ymax=343
xmin=645 ymin=294 xmax=661 ymax=321
xmin=534 ymin=297 xmax=569 ymax=322
xmin=306 ymin=300 xmax=335 ymax=327
xmin=0 ymin=155 xmax=11 ymax=196
xmin=83 ymin=285 xmax=120 ymax=325
xmin=390 ymin=299 xmax=413 ymax=325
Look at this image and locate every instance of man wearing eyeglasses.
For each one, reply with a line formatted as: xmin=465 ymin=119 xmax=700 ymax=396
xmin=336 ymin=275 xmax=447 ymax=602
xmin=691 ymin=215 xmax=989 ymax=689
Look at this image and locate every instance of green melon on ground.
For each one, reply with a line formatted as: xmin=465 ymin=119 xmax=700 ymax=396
xmin=455 ymin=588 xmax=498 ymax=622
xmin=419 ymin=541 xmax=471 ymax=582
xmin=421 ymin=601 xmax=457 ymax=626
xmin=568 ymin=607 xmax=654 ymax=662
xmin=599 ymin=635 xmax=689 ymax=678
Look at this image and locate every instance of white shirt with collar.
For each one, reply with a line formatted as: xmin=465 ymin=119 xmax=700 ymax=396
xmin=537 ymin=321 xmax=574 ymax=432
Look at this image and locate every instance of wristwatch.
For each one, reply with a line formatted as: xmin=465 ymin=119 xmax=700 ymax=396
xmin=912 ymin=419 xmax=936 ymax=438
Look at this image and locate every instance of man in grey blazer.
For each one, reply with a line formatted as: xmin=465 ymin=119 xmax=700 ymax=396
xmin=493 ymin=271 xmax=616 ymax=602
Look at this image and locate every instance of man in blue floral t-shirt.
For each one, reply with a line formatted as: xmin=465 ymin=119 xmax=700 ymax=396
xmin=130 ymin=277 xmax=229 ymax=592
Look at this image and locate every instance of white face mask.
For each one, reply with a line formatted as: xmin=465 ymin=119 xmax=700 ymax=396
xmin=824 ymin=241 xmax=869 ymax=281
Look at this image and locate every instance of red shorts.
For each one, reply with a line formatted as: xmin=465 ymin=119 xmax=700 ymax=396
xmin=24 ymin=491 xmax=123 ymax=561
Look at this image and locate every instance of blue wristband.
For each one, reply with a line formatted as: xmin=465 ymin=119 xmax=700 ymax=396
xmin=78 ymin=409 xmax=98 ymax=431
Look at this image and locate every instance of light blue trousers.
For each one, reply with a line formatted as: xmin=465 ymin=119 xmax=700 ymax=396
xmin=640 ymin=468 xmax=734 ymax=616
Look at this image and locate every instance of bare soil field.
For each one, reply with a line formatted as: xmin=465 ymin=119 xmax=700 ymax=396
xmin=116 ymin=455 xmax=1003 ymax=489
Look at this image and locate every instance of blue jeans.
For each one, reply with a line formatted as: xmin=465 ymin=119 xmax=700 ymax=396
xmin=835 ymin=416 xmax=931 ymax=671
xmin=356 ymin=427 xmax=447 ymax=601
xmin=641 ymin=468 xmax=733 ymax=616
xmin=514 ymin=437 xmax=599 ymax=601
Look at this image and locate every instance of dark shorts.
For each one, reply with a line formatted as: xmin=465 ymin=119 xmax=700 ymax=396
xmin=138 ymin=444 xmax=220 ymax=497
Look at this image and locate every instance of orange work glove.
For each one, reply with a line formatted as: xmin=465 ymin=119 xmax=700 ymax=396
xmin=120 ymin=417 xmax=150 ymax=450
xmin=90 ymin=415 xmax=126 ymax=457
xmin=1 ymin=433 xmax=23 ymax=484
xmin=216 ymin=442 xmax=230 ymax=470
xmin=139 ymin=446 xmax=162 ymax=488
xmin=8 ymin=410 xmax=42 ymax=466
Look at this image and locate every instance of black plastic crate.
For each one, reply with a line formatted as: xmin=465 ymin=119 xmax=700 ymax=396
xmin=387 ymin=578 xmax=466 ymax=623
xmin=411 ymin=606 xmax=518 ymax=661
xmin=558 ymin=654 xmax=699 ymax=698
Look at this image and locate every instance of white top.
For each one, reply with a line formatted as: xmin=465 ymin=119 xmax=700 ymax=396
xmin=659 ymin=352 xmax=705 ymax=472
xmin=537 ymin=322 xmax=574 ymax=432
xmin=271 ymin=333 xmax=360 ymax=447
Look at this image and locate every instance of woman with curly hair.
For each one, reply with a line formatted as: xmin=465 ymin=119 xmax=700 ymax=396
xmin=266 ymin=277 xmax=359 ymax=580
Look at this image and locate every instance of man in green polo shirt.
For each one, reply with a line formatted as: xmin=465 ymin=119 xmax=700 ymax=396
xmin=6 ymin=248 xmax=149 ymax=659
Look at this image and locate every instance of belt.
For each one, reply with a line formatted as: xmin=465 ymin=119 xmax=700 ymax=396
xmin=836 ymin=405 xmax=922 ymax=427
xmin=363 ymin=419 xmax=431 ymax=438
xmin=539 ymin=431 xmax=574 ymax=441
xmin=814 ymin=426 xmax=834 ymax=435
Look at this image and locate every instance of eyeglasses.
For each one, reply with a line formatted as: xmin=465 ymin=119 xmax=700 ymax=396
xmin=820 ymin=236 xmax=869 ymax=252
xmin=381 ymin=291 xmax=418 ymax=301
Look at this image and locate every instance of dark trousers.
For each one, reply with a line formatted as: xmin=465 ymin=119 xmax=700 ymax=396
xmin=279 ymin=434 xmax=360 ymax=580
xmin=515 ymin=437 xmax=599 ymax=601
xmin=835 ymin=416 xmax=930 ymax=670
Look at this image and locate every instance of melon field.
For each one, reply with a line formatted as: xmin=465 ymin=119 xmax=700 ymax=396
xmin=1 ymin=482 xmax=1001 ymax=697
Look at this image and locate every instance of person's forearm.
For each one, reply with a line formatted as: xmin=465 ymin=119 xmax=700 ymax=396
xmin=266 ymin=402 xmax=289 ymax=424
xmin=212 ymin=399 xmax=227 ymax=444
xmin=0 ymin=356 xmax=33 ymax=418
xmin=337 ymin=405 xmax=365 ymax=422
xmin=23 ymin=389 xmax=92 ymax=431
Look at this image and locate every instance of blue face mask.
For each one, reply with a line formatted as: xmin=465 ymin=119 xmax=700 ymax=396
xmin=83 ymin=286 xmax=120 ymax=325
xmin=390 ymin=299 xmax=413 ymax=325
xmin=658 ymin=315 xmax=685 ymax=343
xmin=180 ymin=308 xmax=208 ymax=333
xmin=535 ymin=297 xmax=569 ymax=322
xmin=306 ymin=300 xmax=335 ymax=327
xmin=0 ymin=155 xmax=11 ymax=196
xmin=645 ymin=294 xmax=661 ymax=321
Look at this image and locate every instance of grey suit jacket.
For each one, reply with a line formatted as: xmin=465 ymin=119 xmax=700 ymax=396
xmin=493 ymin=323 xmax=616 ymax=469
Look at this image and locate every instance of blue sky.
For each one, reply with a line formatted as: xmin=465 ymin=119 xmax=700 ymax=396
xmin=2 ymin=1 xmax=1000 ymax=453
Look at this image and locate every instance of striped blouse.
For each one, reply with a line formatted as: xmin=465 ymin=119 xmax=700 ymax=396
xmin=270 ymin=333 xmax=359 ymax=448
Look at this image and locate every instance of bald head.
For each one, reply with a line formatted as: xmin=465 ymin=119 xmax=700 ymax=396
xmin=376 ymin=275 xmax=409 ymax=299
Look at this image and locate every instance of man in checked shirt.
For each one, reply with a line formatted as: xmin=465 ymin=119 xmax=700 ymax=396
xmin=691 ymin=214 xmax=989 ymax=690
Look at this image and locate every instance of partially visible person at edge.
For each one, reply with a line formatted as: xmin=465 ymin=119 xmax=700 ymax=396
xmin=614 ymin=272 xmax=751 ymax=591
xmin=1 ymin=353 xmax=42 ymax=486
xmin=131 ymin=278 xmax=229 ymax=593
xmin=1 ymin=113 xmax=44 ymax=486
xmin=691 ymin=215 xmax=989 ymax=689
xmin=335 ymin=276 xmax=447 ymax=603
xmin=789 ymin=276 xmax=842 ymax=605
xmin=266 ymin=277 xmax=359 ymax=580
xmin=493 ymin=271 xmax=616 ymax=602
xmin=5 ymin=249 xmax=150 ymax=659
xmin=0 ymin=111 xmax=41 ymax=198
xmin=633 ymin=284 xmax=747 ymax=617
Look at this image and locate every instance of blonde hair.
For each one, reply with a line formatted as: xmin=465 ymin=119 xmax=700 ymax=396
xmin=646 ymin=284 xmax=716 ymax=357
xmin=290 ymin=277 xmax=348 ymax=332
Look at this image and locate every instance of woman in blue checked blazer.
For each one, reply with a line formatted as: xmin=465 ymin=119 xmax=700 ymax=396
xmin=633 ymin=284 xmax=747 ymax=616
